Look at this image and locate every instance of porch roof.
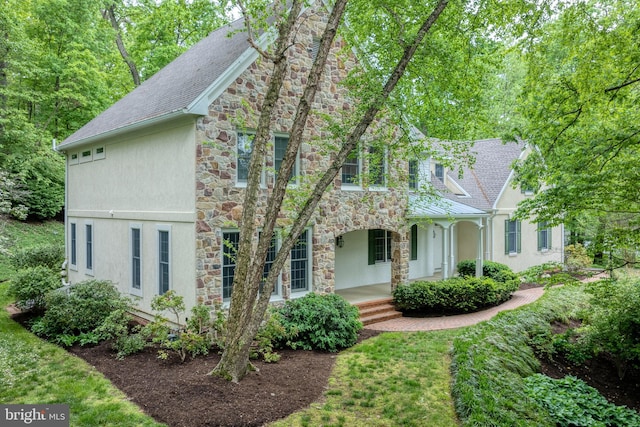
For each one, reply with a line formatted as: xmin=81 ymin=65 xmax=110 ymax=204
xmin=408 ymin=194 xmax=488 ymax=219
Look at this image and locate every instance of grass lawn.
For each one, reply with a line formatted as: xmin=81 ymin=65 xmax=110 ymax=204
xmin=271 ymin=330 xmax=461 ymax=427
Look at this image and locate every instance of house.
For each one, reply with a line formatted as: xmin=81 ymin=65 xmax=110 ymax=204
xmin=57 ymin=3 xmax=562 ymax=317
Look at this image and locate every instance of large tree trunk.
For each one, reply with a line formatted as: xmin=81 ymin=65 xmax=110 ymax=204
xmin=211 ymin=0 xmax=450 ymax=383
xmin=103 ymin=4 xmax=140 ymax=87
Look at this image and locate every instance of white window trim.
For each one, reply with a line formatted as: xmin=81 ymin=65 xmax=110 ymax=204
xmin=157 ymin=224 xmax=172 ymax=295
xmin=290 ymin=228 xmax=313 ymax=297
xmin=235 ymin=130 xmax=265 ymax=187
xmin=69 ymin=221 xmax=78 ymax=271
xmin=79 ymin=149 xmax=93 ymax=164
xmin=69 ymin=153 xmax=79 ymax=166
xmin=273 ymin=133 xmax=300 ymax=187
xmin=341 ymin=147 xmax=363 ymax=190
xmin=130 ymin=223 xmax=143 ymax=297
xmin=94 ymin=146 xmax=106 ymax=160
xmin=85 ymin=220 xmax=94 ymax=276
xmin=368 ymin=146 xmax=388 ymax=191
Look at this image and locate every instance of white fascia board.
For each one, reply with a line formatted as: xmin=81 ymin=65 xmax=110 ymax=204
xmin=492 ymin=148 xmax=527 ymax=210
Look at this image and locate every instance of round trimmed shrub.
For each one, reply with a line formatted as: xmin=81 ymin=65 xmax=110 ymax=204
xmin=36 ymin=280 xmax=131 ymax=338
xmin=276 ymin=293 xmax=362 ymax=352
xmin=10 ymin=244 xmax=64 ymax=271
xmin=8 ymin=266 xmax=60 ymax=310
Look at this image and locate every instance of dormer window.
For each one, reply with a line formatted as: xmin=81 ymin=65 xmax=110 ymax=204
xmin=408 ymin=160 xmax=418 ymax=190
xmin=435 ymin=163 xmax=444 ymax=181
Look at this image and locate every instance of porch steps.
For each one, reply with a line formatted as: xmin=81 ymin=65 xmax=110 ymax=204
xmin=355 ymin=297 xmax=402 ymax=326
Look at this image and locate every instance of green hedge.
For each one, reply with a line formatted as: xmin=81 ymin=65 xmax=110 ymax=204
xmin=393 ymin=276 xmax=518 ymax=314
xmin=8 ymin=266 xmax=60 ymax=310
xmin=10 ymin=244 xmax=64 ymax=271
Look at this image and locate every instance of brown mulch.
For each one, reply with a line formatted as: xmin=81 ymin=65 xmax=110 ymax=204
xmin=65 ymin=329 xmax=381 ymax=427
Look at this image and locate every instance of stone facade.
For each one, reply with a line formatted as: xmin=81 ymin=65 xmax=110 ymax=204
xmin=194 ymin=6 xmax=409 ymax=305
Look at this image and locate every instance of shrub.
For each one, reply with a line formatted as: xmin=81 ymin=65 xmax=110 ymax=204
xmin=34 ymin=280 xmax=132 ymax=343
xmin=251 ymin=309 xmax=296 ymax=363
xmin=565 ymin=243 xmax=592 ymax=271
xmin=10 ymin=244 xmax=64 ymax=271
xmin=143 ymin=291 xmax=211 ymax=362
xmin=457 ymin=259 xmax=519 ymax=286
xmin=8 ymin=266 xmax=60 ymax=310
xmin=524 ymin=374 xmax=640 ymax=427
xmin=276 ymin=293 xmax=362 ymax=352
xmin=581 ymin=277 xmax=640 ymax=378
xmin=393 ymin=276 xmax=517 ymax=314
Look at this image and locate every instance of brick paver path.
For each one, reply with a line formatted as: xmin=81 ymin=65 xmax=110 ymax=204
xmin=365 ymin=287 xmax=545 ymax=332
xmin=366 ymin=272 xmax=609 ymax=332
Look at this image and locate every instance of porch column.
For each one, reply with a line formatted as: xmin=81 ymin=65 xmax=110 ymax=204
xmin=441 ymin=223 xmax=451 ymax=279
xmin=449 ymin=223 xmax=456 ymax=277
xmin=476 ymin=223 xmax=484 ymax=277
xmin=391 ymin=228 xmax=410 ymax=291
xmin=485 ymin=216 xmax=492 ymax=262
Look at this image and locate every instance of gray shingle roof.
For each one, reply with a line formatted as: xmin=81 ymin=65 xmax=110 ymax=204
xmin=442 ymin=138 xmax=525 ymax=211
xmin=59 ymin=18 xmax=250 ymax=148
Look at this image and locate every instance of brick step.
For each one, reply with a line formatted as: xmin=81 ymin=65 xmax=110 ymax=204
xmin=355 ymin=298 xmax=403 ymax=326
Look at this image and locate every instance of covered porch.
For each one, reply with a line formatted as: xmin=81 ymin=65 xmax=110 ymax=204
xmin=336 ymin=271 xmax=443 ymax=304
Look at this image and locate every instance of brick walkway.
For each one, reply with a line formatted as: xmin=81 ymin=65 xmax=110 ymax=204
xmin=366 ymin=272 xmax=609 ymax=332
xmin=365 ymin=287 xmax=546 ymax=332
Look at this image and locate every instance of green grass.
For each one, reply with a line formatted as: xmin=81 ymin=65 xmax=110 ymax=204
xmin=0 ymin=218 xmax=164 ymax=426
xmin=271 ymin=330 xmax=461 ymax=427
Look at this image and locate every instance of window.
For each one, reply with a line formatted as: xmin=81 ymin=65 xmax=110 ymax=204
xmin=80 ymin=149 xmax=92 ymax=163
xmin=408 ymin=160 xmax=418 ymax=190
xmin=260 ymin=232 xmax=279 ymax=296
xmin=222 ymin=232 xmax=239 ymax=300
xmin=341 ymin=148 xmax=360 ymax=186
xmin=158 ymin=227 xmax=171 ymax=294
xmin=368 ymin=145 xmax=387 ymax=187
xmin=274 ymin=135 xmax=298 ymax=183
xmin=537 ymin=222 xmax=552 ymax=251
xmin=368 ymin=229 xmax=392 ymax=264
xmin=70 ymin=222 xmax=77 ymax=269
xmin=85 ymin=222 xmax=94 ymax=274
xmin=131 ymin=225 xmax=142 ymax=295
xmin=309 ymin=37 xmax=321 ymax=61
xmin=236 ymin=132 xmax=255 ymax=184
xmin=504 ymin=219 xmax=521 ymax=254
xmin=290 ymin=230 xmax=310 ymax=293
xmin=410 ymin=224 xmax=418 ymax=261
xmin=70 ymin=153 xmax=79 ymax=165
xmin=435 ymin=163 xmax=444 ymax=181
xmin=94 ymin=146 xmax=106 ymax=160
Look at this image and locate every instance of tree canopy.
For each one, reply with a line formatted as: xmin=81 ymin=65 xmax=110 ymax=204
xmin=513 ymin=0 xmax=640 ymax=267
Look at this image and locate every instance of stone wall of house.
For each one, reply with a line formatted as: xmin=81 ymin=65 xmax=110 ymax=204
xmin=194 ymin=5 xmax=409 ymax=305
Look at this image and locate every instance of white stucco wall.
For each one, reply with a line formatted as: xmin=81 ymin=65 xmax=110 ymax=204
xmin=65 ymin=118 xmax=198 ymax=316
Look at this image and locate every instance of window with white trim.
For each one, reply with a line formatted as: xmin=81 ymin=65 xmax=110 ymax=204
xmin=274 ymin=135 xmax=299 ymax=184
xmin=505 ymin=219 xmax=521 ymax=254
xmin=222 ymin=231 xmax=239 ymax=300
xmin=85 ymin=221 xmax=94 ymax=275
xmin=69 ymin=222 xmax=77 ymax=270
xmin=435 ymin=163 xmax=444 ymax=181
xmin=408 ymin=160 xmax=418 ymax=190
xmin=158 ymin=226 xmax=171 ymax=295
xmin=341 ymin=148 xmax=360 ymax=186
xmin=368 ymin=229 xmax=392 ymax=264
xmin=537 ymin=221 xmax=552 ymax=251
xmin=290 ymin=230 xmax=311 ymax=293
xmin=236 ymin=132 xmax=256 ymax=184
xmin=130 ymin=224 xmax=142 ymax=295
xmin=368 ymin=145 xmax=387 ymax=187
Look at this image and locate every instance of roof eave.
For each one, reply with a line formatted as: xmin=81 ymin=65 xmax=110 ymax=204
xmin=56 ymin=110 xmax=195 ymax=152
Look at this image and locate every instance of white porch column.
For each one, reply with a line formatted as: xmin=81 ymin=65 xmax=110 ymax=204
xmin=441 ymin=223 xmax=451 ymax=279
xmin=449 ymin=223 xmax=456 ymax=277
xmin=476 ymin=223 xmax=484 ymax=277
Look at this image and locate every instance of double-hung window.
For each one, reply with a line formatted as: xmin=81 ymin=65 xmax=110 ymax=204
xmin=537 ymin=221 xmax=552 ymax=251
xmin=435 ymin=163 xmax=444 ymax=181
xmin=290 ymin=230 xmax=310 ymax=293
xmin=131 ymin=225 xmax=142 ymax=295
xmin=368 ymin=145 xmax=387 ymax=187
xmin=505 ymin=219 xmax=521 ymax=254
xmin=341 ymin=148 xmax=360 ymax=186
xmin=158 ymin=226 xmax=171 ymax=294
xmin=236 ymin=132 xmax=255 ymax=184
xmin=70 ymin=222 xmax=77 ymax=270
xmin=274 ymin=135 xmax=298 ymax=184
xmin=85 ymin=222 xmax=94 ymax=275
xmin=222 ymin=232 xmax=240 ymax=300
